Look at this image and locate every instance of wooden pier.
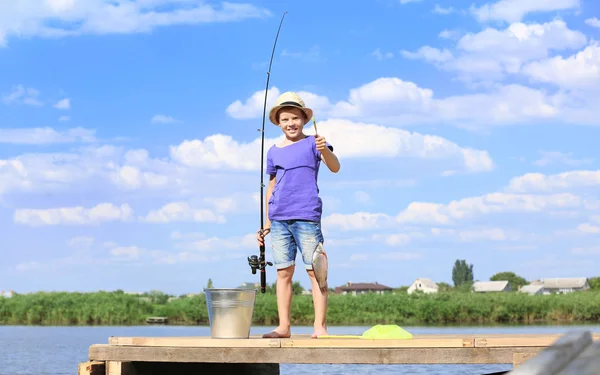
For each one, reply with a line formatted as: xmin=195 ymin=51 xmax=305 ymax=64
xmin=79 ymin=331 xmax=600 ymax=374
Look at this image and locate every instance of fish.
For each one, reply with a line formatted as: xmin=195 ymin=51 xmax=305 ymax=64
xmin=312 ymin=242 xmax=328 ymax=294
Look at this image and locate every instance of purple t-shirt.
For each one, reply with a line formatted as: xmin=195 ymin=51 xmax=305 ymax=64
xmin=266 ymin=135 xmax=333 ymax=222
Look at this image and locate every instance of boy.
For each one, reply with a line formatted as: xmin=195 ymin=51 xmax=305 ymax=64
xmin=256 ymin=91 xmax=340 ymax=339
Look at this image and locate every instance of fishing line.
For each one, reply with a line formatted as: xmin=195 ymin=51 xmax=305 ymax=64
xmin=248 ymin=11 xmax=288 ymax=294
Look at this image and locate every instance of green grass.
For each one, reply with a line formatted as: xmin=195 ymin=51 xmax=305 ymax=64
xmin=1 ymin=290 xmax=599 ymax=326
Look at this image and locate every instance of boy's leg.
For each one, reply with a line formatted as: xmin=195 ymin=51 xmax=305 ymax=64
xmin=263 ymin=220 xmax=296 ymax=339
xmin=293 ymin=220 xmax=328 ymax=338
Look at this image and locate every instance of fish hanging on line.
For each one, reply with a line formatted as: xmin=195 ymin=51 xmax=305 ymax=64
xmin=312 ymin=242 xmax=328 ymax=294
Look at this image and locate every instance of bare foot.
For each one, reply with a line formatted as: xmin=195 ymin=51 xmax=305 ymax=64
xmin=311 ymin=326 xmax=328 ymax=338
xmin=262 ymin=327 xmax=291 ymax=338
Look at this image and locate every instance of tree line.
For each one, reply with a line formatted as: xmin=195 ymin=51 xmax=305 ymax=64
xmin=448 ymin=259 xmax=599 ymax=292
xmin=1 ymin=288 xmax=600 ymax=326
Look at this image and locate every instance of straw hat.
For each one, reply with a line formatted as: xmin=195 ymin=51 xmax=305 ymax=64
xmin=268 ymin=91 xmax=313 ymax=126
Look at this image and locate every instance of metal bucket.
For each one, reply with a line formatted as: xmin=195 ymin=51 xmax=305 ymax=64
xmin=204 ymin=288 xmax=256 ymax=339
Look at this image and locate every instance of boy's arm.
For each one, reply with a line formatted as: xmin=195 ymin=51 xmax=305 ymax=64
xmin=320 ymin=146 xmax=340 ymax=173
xmin=264 ymin=175 xmax=276 ymax=230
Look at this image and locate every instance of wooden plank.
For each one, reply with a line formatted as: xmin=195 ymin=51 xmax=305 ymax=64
xmin=555 ymin=340 xmax=600 ymax=375
xmin=280 ymin=337 xmax=474 ymax=348
xmin=89 ymin=344 xmax=543 ymax=365
xmin=109 ymin=336 xmax=280 ymax=348
xmin=507 ymin=331 xmax=593 ymax=374
xmin=106 ymin=333 xmax=600 ymax=349
xmin=476 ymin=333 xmax=600 ymax=348
xmin=77 ymin=361 xmax=105 ymax=375
xmin=109 ymin=334 xmax=472 ymax=348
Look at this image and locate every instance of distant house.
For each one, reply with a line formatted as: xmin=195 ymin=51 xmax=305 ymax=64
xmin=472 ymin=281 xmax=511 ymax=293
xmin=0 ymin=290 xmax=14 ymax=298
xmin=407 ymin=278 xmax=439 ymax=294
xmin=334 ymin=282 xmax=392 ymax=295
xmin=519 ymin=284 xmax=544 ymax=295
xmin=530 ymin=278 xmax=590 ymax=294
xmin=239 ymin=282 xmax=259 ymax=289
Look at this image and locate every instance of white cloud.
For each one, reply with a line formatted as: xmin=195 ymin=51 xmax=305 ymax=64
xmin=330 ymin=78 xmax=560 ymax=129
xmin=323 ymin=212 xmax=395 ymax=231
xmin=576 ymin=215 xmax=600 ymax=234
xmin=521 ymin=43 xmax=600 ymax=90
xmin=577 ymin=223 xmax=600 ymax=234
xmin=53 ymin=98 xmax=70 ymax=110
xmin=110 ymin=246 xmax=144 ymax=260
xmin=140 ymin=201 xmax=226 ymax=223
xmin=401 ymin=46 xmax=453 ymax=62
xmin=170 ymin=134 xmax=267 ymax=171
xmin=14 ymin=202 xmax=134 ymax=226
xmin=67 ymin=236 xmax=95 ymax=249
xmin=533 ymin=151 xmax=593 ymax=167
xmin=470 ymin=0 xmax=580 ymax=23
xmin=350 ymin=251 xmax=422 ymax=261
xmin=109 ymin=165 xmax=170 ymax=190
xmin=304 ymin=119 xmax=495 ymax=173
xmin=372 ymin=48 xmax=394 ymax=60
xmin=431 ymin=227 xmax=519 ymax=241
xmin=372 ymin=233 xmax=414 ymax=246
xmin=507 ymin=170 xmax=600 ymax=193
xmin=329 ymin=77 xmax=434 ymax=119
xmin=225 ymin=86 xmax=332 ymax=120
xmin=0 ymin=144 xmax=185 ymax=197
xmin=171 ymin=117 xmax=494 ymax=173
xmin=439 ymin=29 xmax=461 ymax=40
xmin=226 ymin=87 xmax=279 ymax=119
xmin=2 ymin=85 xmax=43 ymax=106
xmin=0 ymin=127 xmax=95 ymax=144
xmin=585 ymin=17 xmax=600 ymax=28
xmin=228 ymin=75 xmax=599 ymax=130
xmin=326 ymin=191 xmax=585 ymax=231
xmin=281 ymin=45 xmax=324 ymax=63
xmin=401 ymin=20 xmax=587 ymax=83
xmin=151 ymin=114 xmax=177 ymax=124
xmin=433 ymin=5 xmax=454 ymax=14
xmin=0 ymin=1 xmax=271 ymax=47
xmin=570 ymin=246 xmax=600 ymax=255
xmin=173 ymin=232 xmax=255 ymax=252
xmin=0 ymin=136 xmax=248 ymax=201
xmin=203 ymin=196 xmax=240 ymax=213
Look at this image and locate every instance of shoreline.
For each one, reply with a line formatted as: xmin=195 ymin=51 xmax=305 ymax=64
xmin=2 ymin=321 xmax=600 ymax=327
xmin=2 ymin=290 xmax=600 ymax=326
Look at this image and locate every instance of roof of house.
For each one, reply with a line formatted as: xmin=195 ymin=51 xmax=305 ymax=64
xmin=412 ymin=278 xmax=439 ymax=289
xmin=520 ymin=284 xmax=544 ymax=294
xmin=530 ymin=278 xmax=588 ymax=289
xmin=335 ymin=282 xmax=393 ymax=291
xmin=472 ymin=280 xmax=510 ymax=292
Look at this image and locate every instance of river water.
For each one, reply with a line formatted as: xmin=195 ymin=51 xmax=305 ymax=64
xmin=1 ymin=324 xmax=599 ymax=375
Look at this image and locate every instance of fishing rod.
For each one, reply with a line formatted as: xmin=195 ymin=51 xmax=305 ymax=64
xmin=248 ymin=11 xmax=288 ymax=294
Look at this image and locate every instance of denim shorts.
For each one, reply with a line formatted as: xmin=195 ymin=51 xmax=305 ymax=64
xmin=270 ymin=219 xmax=324 ymax=270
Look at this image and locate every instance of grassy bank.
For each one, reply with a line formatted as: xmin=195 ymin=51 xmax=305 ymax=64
xmin=1 ymin=290 xmax=600 ymax=326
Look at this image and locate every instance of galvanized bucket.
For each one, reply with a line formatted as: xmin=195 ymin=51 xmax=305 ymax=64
xmin=204 ymin=288 xmax=257 ymax=339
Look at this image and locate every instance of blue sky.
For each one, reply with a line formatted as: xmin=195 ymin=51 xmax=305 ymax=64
xmin=1 ymin=0 xmax=599 ymax=295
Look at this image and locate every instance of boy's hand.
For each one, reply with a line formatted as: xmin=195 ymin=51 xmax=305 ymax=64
xmin=257 ymin=227 xmax=270 ymax=246
xmin=315 ymin=134 xmax=328 ymax=152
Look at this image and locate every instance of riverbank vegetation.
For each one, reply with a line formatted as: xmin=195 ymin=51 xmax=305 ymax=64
xmin=1 ymin=287 xmax=600 ymax=326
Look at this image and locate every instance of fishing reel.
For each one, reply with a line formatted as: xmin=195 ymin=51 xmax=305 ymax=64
xmin=247 ymin=254 xmax=273 ymax=274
